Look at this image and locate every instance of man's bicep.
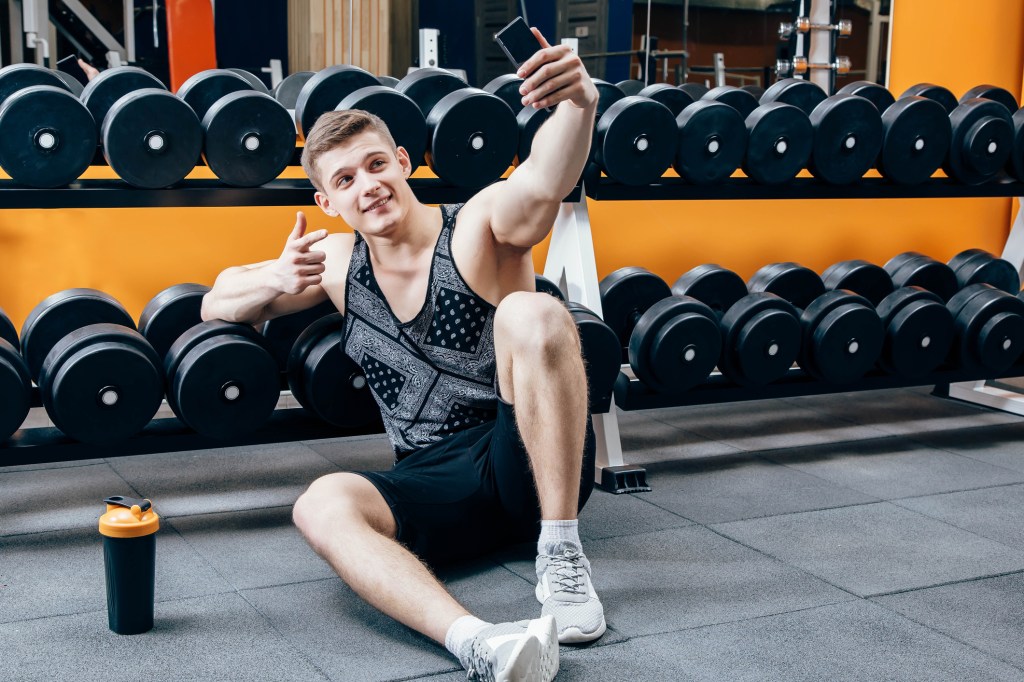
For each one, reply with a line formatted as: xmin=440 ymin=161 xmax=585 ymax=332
xmin=477 ymin=171 xmax=559 ymax=248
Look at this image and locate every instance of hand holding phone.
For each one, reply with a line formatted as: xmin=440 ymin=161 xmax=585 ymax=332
xmin=56 ymin=54 xmax=90 ymax=85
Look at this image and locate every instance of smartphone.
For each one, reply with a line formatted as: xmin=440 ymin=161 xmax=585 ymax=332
xmin=494 ymin=16 xmax=541 ymax=69
xmin=56 ymin=54 xmax=89 ymax=85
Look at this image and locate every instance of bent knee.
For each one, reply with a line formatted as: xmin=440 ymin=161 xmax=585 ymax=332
xmin=293 ymin=472 xmax=395 ymax=539
xmin=495 ymin=292 xmax=579 ymax=356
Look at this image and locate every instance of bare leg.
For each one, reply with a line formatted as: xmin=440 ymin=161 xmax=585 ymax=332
xmin=292 ymin=472 xmax=469 ymax=644
xmin=494 ymin=291 xmax=589 ymax=519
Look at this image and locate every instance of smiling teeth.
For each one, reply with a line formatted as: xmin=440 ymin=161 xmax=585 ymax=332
xmin=366 ymin=196 xmax=390 ymax=211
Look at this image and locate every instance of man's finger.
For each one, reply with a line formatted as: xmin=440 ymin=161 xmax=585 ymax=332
xmin=531 ymin=27 xmax=552 ymax=50
xmin=299 ymin=228 xmax=329 ymax=250
xmin=288 ymin=211 xmax=307 ymax=241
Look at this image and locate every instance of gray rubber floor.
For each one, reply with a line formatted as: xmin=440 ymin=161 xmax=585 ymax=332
xmin=5 ymin=386 xmax=1024 ymax=681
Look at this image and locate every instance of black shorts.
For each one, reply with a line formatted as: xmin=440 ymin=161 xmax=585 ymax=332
xmin=356 ymin=398 xmax=596 ymax=567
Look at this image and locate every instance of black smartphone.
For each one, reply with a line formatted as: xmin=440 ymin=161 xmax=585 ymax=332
xmin=56 ymin=54 xmax=89 ymax=85
xmin=494 ymin=16 xmax=541 ymax=69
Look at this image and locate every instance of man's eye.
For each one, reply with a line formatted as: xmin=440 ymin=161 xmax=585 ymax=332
xmin=338 ymin=176 xmax=351 ymax=186
xmin=371 ymin=159 xmax=384 ymax=168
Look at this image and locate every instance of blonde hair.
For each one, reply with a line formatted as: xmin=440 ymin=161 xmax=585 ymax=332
xmin=300 ymin=110 xmax=398 ymax=192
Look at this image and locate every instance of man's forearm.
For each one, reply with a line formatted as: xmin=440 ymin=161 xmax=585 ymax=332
xmin=521 ymin=100 xmax=597 ymax=199
xmin=200 ymin=262 xmax=283 ymax=324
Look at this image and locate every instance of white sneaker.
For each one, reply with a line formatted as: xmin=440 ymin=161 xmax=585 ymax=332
xmin=536 ymin=543 xmax=606 ymax=644
xmin=460 ymin=615 xmax=559 ymax=682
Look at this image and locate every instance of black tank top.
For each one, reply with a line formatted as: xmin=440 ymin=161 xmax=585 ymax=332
xmin=343 ymin=204 xmax=499 ymax=459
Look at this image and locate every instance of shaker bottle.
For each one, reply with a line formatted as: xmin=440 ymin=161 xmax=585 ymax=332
xmin=98 ymin=495 xmax=160 ymax=634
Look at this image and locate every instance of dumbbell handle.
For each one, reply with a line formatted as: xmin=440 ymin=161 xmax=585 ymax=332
xmin=776 ymin=55 xmax=851 ymax=76
xmin=779 ymin=18 xmax=852 ymax=39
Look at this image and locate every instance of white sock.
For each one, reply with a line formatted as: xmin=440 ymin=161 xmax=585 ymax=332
xmin=538 ymin=519 xmax=581 ymax=556
xmin=445 ymin=615 xmax=490 ymax=664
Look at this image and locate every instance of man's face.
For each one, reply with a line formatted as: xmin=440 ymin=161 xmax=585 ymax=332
xmin=313 ymin=130 xmax=412 ymax=234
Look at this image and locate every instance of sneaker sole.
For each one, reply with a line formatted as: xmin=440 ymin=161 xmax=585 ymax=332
xmin=496 ymin=633 xmax=542 ymax=682
xmin=524 ymin=615 xmax=560 ymax=681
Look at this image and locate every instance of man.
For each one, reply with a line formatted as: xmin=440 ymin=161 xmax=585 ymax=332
xmin=201 ymin=28 xmax=600 ymax=681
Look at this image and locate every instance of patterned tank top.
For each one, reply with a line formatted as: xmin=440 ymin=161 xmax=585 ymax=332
xmin=343 ymin=204 xmax=499 ymax=459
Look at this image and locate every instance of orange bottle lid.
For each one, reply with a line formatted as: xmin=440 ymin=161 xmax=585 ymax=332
xmin=98 ymin=496 xmax=160 ymax=538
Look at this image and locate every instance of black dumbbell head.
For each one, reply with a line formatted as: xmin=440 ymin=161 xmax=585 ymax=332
xmin=483 ymin=73 xmax=526 ymax=114
xmin=592 ymin=79 xmax=625 ymax=119
xmin=81 ymin=65 xmax=167 ymax=131
xmin=295 ymin=65 xmax=381 ymax=139
xmin=899 ymin=83 xmax=958 ymax=115
xmin=514 ymin=104 xmax=552 ymax=165
xmin=960 ymin=85 xmax=1018 ymax=114
xmin=946 ymin=98 xmax=1014 ymax=185
xmin=0 ymin=307 xmax=17 ymax=350
xmin=425 ymin=88 xmax=517 ymax=188
xmin=0 ymin=62 xmax=70 ymax=107
xmin=226 ymin=68 xmax=269 ymax=94
xmin=566 ymin=303 xmax=621 ymax=412
xmin=876 ymin=286 xmax=954 ymax=378
xmin=747 ymin=262 xmax=825 ymax=310
xmin=743 ymin=103 xmax=813 ymax=185
xmin=203 ymin=91 xmax=296 ymax=187
xmin=138 ymin=283 xmax=211 ymax=362
xmin=821 ymin=259 xmax=894 ymax=306
xmin=877 ymin=96 xmax=951 ymax=185
xmin=599 ymin=267 xmax=672 ymax=351
xmin=628 ymin=296 xmax=721 ymax=393
xmin=719 ymin=292 xmax=801 ymax=386
xmin=807 ymin=94 xmax=883 ymax=185
xmin=534 ymin=274 xmax=566 ymax=301
xmin=395 ymin=67 xmax=466 ymax=120
xmin=176 ymin=68 xmax=253 ymax=121
xmin=273 ymin=71 xmax=315 ymax=109
xmin=595 ymin=96 xmax=677 ymax=185
xmin=0 ymin=338 xmax=31 ymax=442
xmin=703 ymin=85 xmax=759 ymax=121
xmin=948 ymin=284 xmax=1024 ymax=373
xmin=799 ymin=290 xmax=883 ymax=383
xmin=1009 ymin=108 xmax=1024 ymax=182
xmin=671 ymin=264 xmax=748 ymax=316
xmin=337 ymin=85 xmax=427 ymax=174
xmin=679 ymin=83 xmax=710 ymax=101
xmin=836 ymin=80 xmax=896 ymax=114
xmin=761 ymin=78 xmax=827 ymax=117
xmin=673 ymin=100 xmax=747 ymax=185
xmin=616 ymin=79 xmax=647 ymax=96
xmin=261 ymin=297 xmax=338 ymax=371
xmin=639 ymin=83 xmax=695 ymax=118
xmin=948 ymin=248 xmax=1020 ymax=294
xmin=884 ymin=252 xmax=959 ymax=302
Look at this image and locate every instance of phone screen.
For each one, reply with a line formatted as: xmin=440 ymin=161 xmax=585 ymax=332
xmin=56 ymin=55 xmax=89 ymax=85
xmin=494 ymin=17 xmax=541 ymax=69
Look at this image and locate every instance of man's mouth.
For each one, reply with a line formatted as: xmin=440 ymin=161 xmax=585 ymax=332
xmin=363 ymin=195 xmax=392 ymax=213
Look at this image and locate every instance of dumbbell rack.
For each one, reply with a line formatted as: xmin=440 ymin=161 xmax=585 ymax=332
xmin=0 ymin=178 xmax=581 ymax=467
xmin=542 ymin=175 xmax=1024 ymax=494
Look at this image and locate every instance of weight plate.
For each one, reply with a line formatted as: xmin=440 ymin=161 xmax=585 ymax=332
xmin=226 ymin=68 xmax=269 ymax=94
xmin=743 ymin=102 xmax=813 ymax=185
xmin=0 ymin=85 xmax=96 ymax=188
xmin=948 ymin=249 xmax=1020 ymax=293
xmin=176 ymin=69 xmax=252 ymax=120
xmin=673 ymin=100 xmax=746 ymax=185
xmin=138 ymin=283 xmax=211 ymax=361
xmin=595 ymin=96 xmax=677 ymax=185
xmin=40 ymin=323 xmax=162 ymax=444
xmin=1009 ymin=108 xmax=1024 ymax=182
xmin=425 ymin=88 xmax=517 ymax=188
xmin=0 ymin=339 xmax=31 ymax=442
xmin=760 ymin=77 xmax=827 ymax=116
xmin=876 ymin=96 xmax=950 ymax=184
xmin=671 ymin=264 xmax=748 ymax=316
xmin=807 ymin=94 xmax=882 ymax=185
xmin=203 ymin=90 xmax=296 ymax=187
xmin=821 ymin=259 xmax=894 ymax=306
xmin=836 ymin=80 xmax=895 ymax=113
xmin=592 ymin=79 xmax=625 ymax=119
xmin=567 ymin=303 xmax=621 ymax=411
xmin=102 ymin=89 xmax=202 ymax=188
xmin=950 ymin=284 xmax=1024 ymax=373
xmin=801 ymin=291 xmax=883 ymax=383
xmin=170 ymin=334 xmax=280 ymax=439
xmin=274 ymin=71 xmax=315 ymax=109
xmin=514 ymin=104 xmax=552 ymax=164
xmin=947 ymin=98 xmax=1014 ymax=185
xmin=887 ymin=253 xmax=959 ymax=302
xmin=599 ymin=266 xmax=672 ymax=351
xmin=899 ymin=83 xmax=958 ymax=115
xmin=628 ymin=296 xmax=720 ymax=393
xmin=616 ymin=79 xmax=647 ymax=96
xmin=703 ymin=85 xmax=759 ymax=121
xmin=52 ymin=69 xmax=84 ymax=97
xmin=679 ymin=83 xmax=710 ymax=101
xmin=295 ymin=64 xmax=381 ymax=138
xmin=0 ymin=307 xmax=18 ymax=349
xmin=337 ymin=85 xmax=427 ymax=173
xmin=0 ymin=63 xmax=68 ymax=107
xmin=747 ymin=262 xmax=825 ymax=310
xmin=535 ymin=274 xmax=566 ymax=301
xmin=719 ymin=292 xmax=801 ymax=386
xmin=288 ymin=313 xmax=381 ymax=428
xmin=483 ymin=73 xmax=526 ymax=113
xmin=741 ymin=85 xmax=765 ymax=100
xmin=639 ymin=83 xmax=695 ymax=117
xmin=961 ymin=85 xmax=1018 ymax=114
xmin=876 ymin=287 xmax=953 ymax=377
xmin=261 ymin=297 xmax=338 ymax=371
xmin=164 ymin=320 xmax=269 ymax=397
xmin=20 ymin=288 xmax=135 ymax=382
xmin=377 ymin=75 xmax=400 ymax=88
xmin=395 ymin=67 xmax=466 ymax=120
xmin=80 ymin=66 xmax=166 ymax=130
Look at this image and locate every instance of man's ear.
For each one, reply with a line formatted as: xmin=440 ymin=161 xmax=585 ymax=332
xmin=396 ymin=146 xmax=412 ymax=177
xmin=314 ymin=191 xmax=338 ymax=217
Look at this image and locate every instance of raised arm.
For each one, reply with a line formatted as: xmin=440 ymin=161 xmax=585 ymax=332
xmin=200 ymin=211 xmax=330 ymax=325
xmin=477 ymin=29 xmax=598 ymax=249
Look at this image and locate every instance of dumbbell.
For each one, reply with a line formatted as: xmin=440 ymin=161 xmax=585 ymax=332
xmin=139 ymin=283 xmax=281 ymax=440
xmin=395 ymin=67 xmax=518 ymax=187
xmin=822 ymin=259 xmax=954 ymax=378
xmin=679 ymin=83 xmax=710 ymax=101
xmin=761 ymin=78 xmax=883 ymax=185
xmin=948 ymin=248 xmax=1021 ymax=294
xmin=175 ymin=69 xmax=296 ymax=187
xmin=295 ymin=65 xmax=428 ymax=175
xmin=702 ymin=85 xmax=812 ymax=185
xmin=272 ymin=71 xmax=315 ymax=109
xmin=640 ymin=84 xmax=747 ymax=185
xmin=565 ymin=303 xmax=621 ymax=413
xmin=947 ymin=283 xmax=1024 ymax=374
xmin=899 ymin=83 xmax=1013 ymax=184
xmin=226 ymin=68 xmax=270 ymax=94
xmin=261 ymin=298 xmax=338 ymax=372
xmin=0 ymin=63 xmax=97 ymax=187
xmin=836 ymin=81 xmax=951 ymax=185
xmin=19 ymin=289 xmax=164 ymax=444
xmin=748 ymin=263 xmax=883 ymax=383
xmin=600 ymin=267 xmax=721 ymax=393
xmin=955 ymin=85 xmax=1024 ymax=184
xmin=616 ymin=79 xmax=647 ymax=96
xmin=883 ymin=252 xmax=959 ymax=302
xmin=80 ymin=66 xmax=202 ymax=188
xmin=672 ymin=264 xmax=802 ymax=386
xmin=1 ymin=307 xmax=31 ymax=443
xmin=287 ymin=312 xmax=381 ymax=428
xmin=483 ymin=73 xmax=540 ymax=167
xmin=534 ymin=273 xmax=565 ymax=300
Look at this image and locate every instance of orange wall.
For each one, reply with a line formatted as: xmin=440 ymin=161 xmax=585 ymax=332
xmin=1 ymin=1 xmax=1023 ymax=329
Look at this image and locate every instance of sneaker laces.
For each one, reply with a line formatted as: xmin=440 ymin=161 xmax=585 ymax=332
xmin=540 ymin=549 xmax=586 ymax=596
xmin=465 ymin=637 xmax=493 ymax=681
